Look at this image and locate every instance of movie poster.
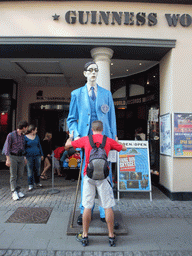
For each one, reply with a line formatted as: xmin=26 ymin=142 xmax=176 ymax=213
xmin=160 ymin=113 xmax=172 ymax=156
xmin=174 ymin=113 xmax=192 ymax=157
xmin=117 ymin=141 xmax=151 ymax=194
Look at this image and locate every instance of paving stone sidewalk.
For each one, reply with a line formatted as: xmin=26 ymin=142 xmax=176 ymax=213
xmin=0 ymin=250 xmax=192 ymax=256
xmin=0 ymin=169 xmax=192 ymax=254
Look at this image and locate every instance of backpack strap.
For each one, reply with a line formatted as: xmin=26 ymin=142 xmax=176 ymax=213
xmin=88 ymin=134 xmax=108 ymax=149
xmin=100 ymin=135 xmax=107 ymax=149
xmin=88 ymin=135 xmax=97 ymax=149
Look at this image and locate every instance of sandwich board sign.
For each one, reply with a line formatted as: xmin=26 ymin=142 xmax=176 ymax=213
xmin=117 ymin=140 xmax=152 ymax=201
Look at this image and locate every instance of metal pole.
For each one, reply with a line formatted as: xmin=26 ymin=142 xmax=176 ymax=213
xmin=47 ymin=151 xmax=60 ymax=194
xmin=150 ymin=191 xmax=152 ymax=201
xmin=70 ymin=153 xmax=84 ymax=228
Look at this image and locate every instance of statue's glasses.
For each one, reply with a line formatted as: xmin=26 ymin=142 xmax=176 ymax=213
xmin=87 ymin=68 xmax=99 ymax=73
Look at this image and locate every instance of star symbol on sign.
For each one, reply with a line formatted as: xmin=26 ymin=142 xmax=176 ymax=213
xmin=52 ymin=14 xmax=60 ymax=20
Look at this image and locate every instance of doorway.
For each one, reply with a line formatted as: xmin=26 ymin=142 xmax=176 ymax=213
xmin=29 ymin=102 xmax=69 ymax=148
xmin=112 ymin=64 xmax=160 ymax=182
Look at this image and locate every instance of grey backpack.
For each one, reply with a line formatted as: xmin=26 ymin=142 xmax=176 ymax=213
xmin=86 ymin=135 xmax=109 ymax=180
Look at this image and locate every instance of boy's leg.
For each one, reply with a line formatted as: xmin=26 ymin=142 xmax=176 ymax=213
xmin=79 ymin=153 xmax=95 ymax=224
xmin=83 ymin=208 xmax=92 ymax=237
xmin=82 ymin=175 xmax=96 ymax=221
xmin=99 ymin=164 xmax=113 ymax=219
xmin=76 ymin=175 xmax=95 ymax=246
xmin=105 ymin=208 xmax=114 ymax=238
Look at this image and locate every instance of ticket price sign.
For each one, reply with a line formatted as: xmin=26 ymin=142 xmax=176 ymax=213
xmin=117 ymin=140 xmax=152 ymax=201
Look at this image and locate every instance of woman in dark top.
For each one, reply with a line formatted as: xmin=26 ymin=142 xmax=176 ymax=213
xmin=40 ymin=132 xmax=52 ymax=179
xmin=25 ymin=124 xmax=44 ymax=190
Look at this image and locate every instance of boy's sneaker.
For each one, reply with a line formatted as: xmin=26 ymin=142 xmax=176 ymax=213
xmin=76 ymin=233 xmax=89 ymax=247
xmin=28 ymin=185 xmax=33 ymax=191
xmin=18 ymin=191 xmax=25 ymax=198
xmin=109 ymin=236 xmax=116 ymax=247
xmin=12 ymin=191 xmax=19 ymax=201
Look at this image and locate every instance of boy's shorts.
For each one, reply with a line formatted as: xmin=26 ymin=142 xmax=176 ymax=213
xmin=82 ymin=175 xmax=115 ymax=209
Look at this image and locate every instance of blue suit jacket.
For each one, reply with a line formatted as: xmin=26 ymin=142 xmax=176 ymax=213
xmin=67 ymin=84 xmax=117 ymax=139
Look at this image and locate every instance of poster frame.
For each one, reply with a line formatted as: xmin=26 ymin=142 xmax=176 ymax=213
xmin=160 ymin=113 xmax=172 ymax=156
xmin=117 ymin=140 xmax=152 ymax=201
xmin=173 ymin=112 xmax=192 ymax=158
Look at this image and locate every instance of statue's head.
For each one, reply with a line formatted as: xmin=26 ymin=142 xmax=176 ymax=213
xmin=83 ymin=61 xmax=99 ymax=83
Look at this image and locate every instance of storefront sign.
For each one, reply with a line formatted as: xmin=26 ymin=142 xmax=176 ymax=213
xmin=54 ymin=11 xmax=192 ymax=27
xmin=114 ymin=94 xmax=155 ymax=107
xmin=36 ymin=90 xmax=70 ymax=102
xmin=117 ymin=140 xmax=152 ymax=200
xmin=160 ymin=113 xmax=172 ymax=156
xmin=174 ymin=113 xmax=192 ymax=157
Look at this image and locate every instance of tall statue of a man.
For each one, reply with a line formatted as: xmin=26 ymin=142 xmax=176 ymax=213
xmin=67 ymin=61 xmax=117 ymax=225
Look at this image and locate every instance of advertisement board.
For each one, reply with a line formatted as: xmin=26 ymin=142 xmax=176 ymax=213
xmin=160 ymin=113 xmax=172 ymax=156
xmin=173 ymin=113 xmax=192 ymax=157
xmin=117 ymin=140 xmax=152 ymax=201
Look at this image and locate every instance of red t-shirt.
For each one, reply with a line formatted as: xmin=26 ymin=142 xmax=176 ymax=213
xmin=71 ymin=134 xmax=123 ymax=176
xmin=54 ymin=146 xmax=65 ymax=160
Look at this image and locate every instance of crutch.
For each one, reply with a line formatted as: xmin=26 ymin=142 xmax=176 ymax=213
xmin=70 ymin=150 xmax=84 ymax=228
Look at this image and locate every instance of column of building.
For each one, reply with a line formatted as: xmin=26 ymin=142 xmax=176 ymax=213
xmin=90 ymin=47 xmax=114 ymax=91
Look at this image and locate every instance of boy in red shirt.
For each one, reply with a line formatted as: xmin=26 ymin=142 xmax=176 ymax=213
xmin=53 ymin=146 xmax=65 ymax=177
xmin=65 ymin=120 xmax=126 ymax=247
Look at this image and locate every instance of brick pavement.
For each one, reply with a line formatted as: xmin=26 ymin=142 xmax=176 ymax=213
xmin=0 ymin=169 xmax=192 ymax=254
xmin=0 ymin=250 xmax=192 ymax=256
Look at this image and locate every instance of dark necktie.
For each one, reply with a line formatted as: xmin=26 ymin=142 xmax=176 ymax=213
xmin=91 ymin=86 xmax=96 ymax=101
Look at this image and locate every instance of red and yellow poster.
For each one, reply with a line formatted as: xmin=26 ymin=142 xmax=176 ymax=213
xmin=117 ymin=141 xmax=152 ymax=200
xmin=119 ymin=155 xmax=135 ymax=172
xmin=174 ymin=113 xmax=192 ymax=157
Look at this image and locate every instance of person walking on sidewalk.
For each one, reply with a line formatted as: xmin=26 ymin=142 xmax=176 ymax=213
xmin=65 ymin=120 xmax=126 ymax=247
xmin=24 ymin=124 xmax=44 ymax=191
xmin=3 ymin=120 xmax=29 ymax=201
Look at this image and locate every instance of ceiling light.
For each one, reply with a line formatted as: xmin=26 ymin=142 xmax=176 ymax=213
xmin=139 ymin=63 xmax=142 ymax=65
xmin=111 ymin=63 xmax=113 ymax=65
xmin=111 ymin=73 xmax=113 ymax=76
xmin=126 ymin=69 xmax=129 ymax=72
xmin=153 ymin=75 xmax=156 ymax=78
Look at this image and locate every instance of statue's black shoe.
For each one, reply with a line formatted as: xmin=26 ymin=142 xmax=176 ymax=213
xmin=77 ymin=214 xmax=82 ymax=225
